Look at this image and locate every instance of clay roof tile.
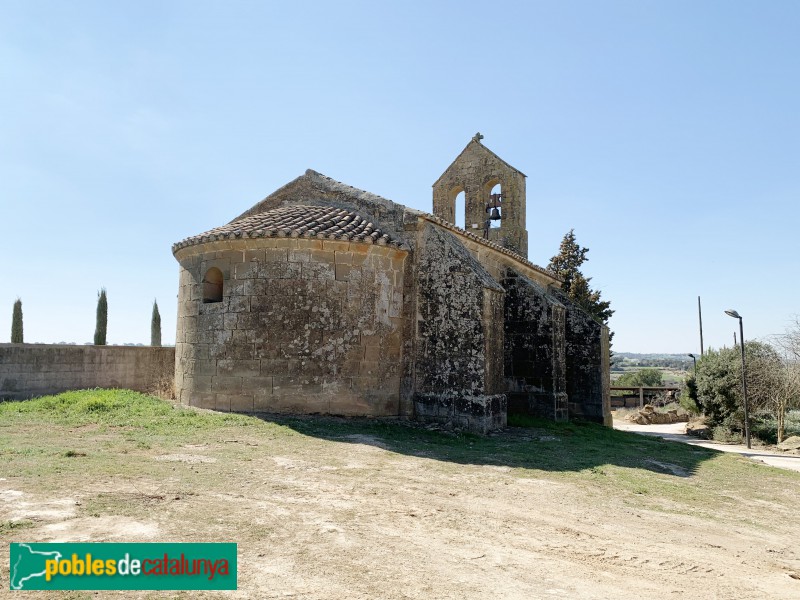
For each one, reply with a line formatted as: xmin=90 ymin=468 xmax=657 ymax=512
xmin=173 ymin=204 xmax=395 ymax=252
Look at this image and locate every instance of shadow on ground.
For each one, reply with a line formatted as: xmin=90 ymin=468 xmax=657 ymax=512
xmin=255 ymin=413 xmax=720 ymax=478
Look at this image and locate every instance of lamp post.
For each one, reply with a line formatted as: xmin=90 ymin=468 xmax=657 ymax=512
xmin=725 ymin=309 xmax=751 ymax=449
xmin=688 ymin=353 xmax=697 ymax=372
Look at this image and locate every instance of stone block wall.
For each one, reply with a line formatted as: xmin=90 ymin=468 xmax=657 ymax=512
xmin=502 ymin=271 xmax=568 ymax=421
xmin=0 ymin=344 xmax=175 ymax=400
xmin=413 ymin=393 xmax=507 ymax=434
xmin=555 ymin=290 xmax=611 ymax=424
xmin=412 ymin=224 xmax=507 ymax=433
xmin=174 ymin=238 xmax=408 ymax=416
xmin=432 ymin=139 xmax=528 ymax=256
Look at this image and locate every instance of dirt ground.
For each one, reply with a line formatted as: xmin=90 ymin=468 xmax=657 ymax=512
xmin=2 ymin=417 xmax=800 ymax=599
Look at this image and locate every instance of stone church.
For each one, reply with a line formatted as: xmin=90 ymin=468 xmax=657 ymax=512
xmin=172 ymin=136 xmax=611 ymax=433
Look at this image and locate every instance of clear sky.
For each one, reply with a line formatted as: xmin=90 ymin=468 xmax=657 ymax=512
xmin=1 ymin=1 xmax=798 ymax=353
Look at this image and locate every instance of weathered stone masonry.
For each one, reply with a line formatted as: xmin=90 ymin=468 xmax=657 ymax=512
xmin=433 ymin=134 xmax=528 ymax=256
xmin=174 ymin=234 xmax=406 ymax=417
xmin=172 ymin=137 xmax=610 ymax=433
xmin=502 ymin=272 xmax=568 ymax=423
xmin=411 ymin=224 xmax=507 ymax=432
xmin=0 ymin=344 xmax=174 ymax=400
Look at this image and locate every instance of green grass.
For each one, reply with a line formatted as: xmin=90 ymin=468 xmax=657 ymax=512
xmin=0 ymin=388 xmax=257 ymax=431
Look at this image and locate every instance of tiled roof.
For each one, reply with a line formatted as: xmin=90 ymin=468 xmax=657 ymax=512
xmin=172 ymin=204 xmax=398 ymax=253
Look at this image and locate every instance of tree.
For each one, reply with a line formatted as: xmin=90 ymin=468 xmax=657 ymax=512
xmin=691 ymin=345 xmax=747 ymax=435
xmin=614 ymin=368 xmax=663 ymax=388
xmin=752 ymin=352 xmax=800 ymax=443
xmin=11 ymin=298 xmax=23 ymax=343
xmin=94 ymin=288 xmax=108 ymax=346
xmin=151 ymin=299 xmax=162 ymax=347
xmin=547 ymin=229 xmax=614 ymax=328
xmin=769 ymin=317 xmax=800 ymax=442
xmin=691 ymin=340 xmax=794 ymax=442
xmin=681 ymin=373 xmax=699 ymax=414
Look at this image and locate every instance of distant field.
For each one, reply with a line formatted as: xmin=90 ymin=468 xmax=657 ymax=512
xmin=610 ymin=367 xmax=686 ymax=386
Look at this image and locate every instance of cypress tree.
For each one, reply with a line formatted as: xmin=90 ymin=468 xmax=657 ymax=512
xmin=94 ymin=288 xmax=107 ymax=346
xmin=547 ymin=229 xmax=614 ymax=324
xmin=548 ymin=229 xmax=614 ymax=346
xmin=11 ymin=298 xmax=23 ymax=343
xmin=151 ymin=299 xmax=162 ymax=347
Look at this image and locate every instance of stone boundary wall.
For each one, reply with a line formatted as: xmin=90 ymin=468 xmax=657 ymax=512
xmin=0 ymin=344 xmax=175 ymax=400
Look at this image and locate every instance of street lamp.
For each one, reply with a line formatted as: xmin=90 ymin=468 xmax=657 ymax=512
xmin=725 ymin=309 xmax=751 ymax=449
xmin=688 ymin=353 xmax=697 ymax=372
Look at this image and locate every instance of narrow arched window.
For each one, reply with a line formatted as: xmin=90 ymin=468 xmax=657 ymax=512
xmin=202 ymin=267 xmax=223 ymax=303
xmin=448 ymin=185 xmax=466 ymax=229
xmin=488 ymin=183 xmax=502 ymax=229
xmin=454 ymin=190 xmax=465 ymax=229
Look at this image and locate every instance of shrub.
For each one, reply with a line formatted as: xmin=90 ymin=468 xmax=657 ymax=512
xmin=679 ymin=375 xmax=700 ymax=414
xmin=749 ymin=409 xmax=800 ymax=445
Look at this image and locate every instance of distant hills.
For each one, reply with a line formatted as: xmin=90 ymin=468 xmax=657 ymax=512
xmin=615 ymin=353 xmax=693 ymax=361
xmin=612 ymin=353 xmax=693 ymax=371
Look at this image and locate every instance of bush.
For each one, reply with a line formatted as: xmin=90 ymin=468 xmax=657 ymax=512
xmin=712 ymin=423 xmax=743 ymax=443
xmin=679 ymin=375 xmax=700 ymax=414
xmin=749 ymin=409 xmax=800 ymax=445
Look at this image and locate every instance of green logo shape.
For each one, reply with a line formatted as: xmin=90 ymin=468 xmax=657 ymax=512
xmin=9 ymin=543 xmax=237 ymax=590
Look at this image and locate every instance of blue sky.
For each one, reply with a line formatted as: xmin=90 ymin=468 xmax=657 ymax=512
xmin=1 ymin=1 xmax=798 ymax=352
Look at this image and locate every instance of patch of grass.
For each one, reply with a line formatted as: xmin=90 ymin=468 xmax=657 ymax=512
xmin=0 ymin=519 xmax=36 ymax=534
xmin=0 ymin=389 xmax=259 ymax=436
xmin=81 ymin=492 xmax=167 ymax=518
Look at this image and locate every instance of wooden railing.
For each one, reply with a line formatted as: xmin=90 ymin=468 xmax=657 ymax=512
xmin=610 ymin=386 xmax=681 ymax=409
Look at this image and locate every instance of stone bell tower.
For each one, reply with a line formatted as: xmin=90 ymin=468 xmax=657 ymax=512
xmin=432 ymin=133 xmax=528 ymax=256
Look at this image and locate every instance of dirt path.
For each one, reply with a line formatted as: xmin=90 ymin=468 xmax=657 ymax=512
xmin=613 ymin=418 xmax=800 ymax=473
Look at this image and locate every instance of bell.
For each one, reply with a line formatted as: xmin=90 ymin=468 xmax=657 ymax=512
xmin=489 ymin=207 xmax=501 ymax=220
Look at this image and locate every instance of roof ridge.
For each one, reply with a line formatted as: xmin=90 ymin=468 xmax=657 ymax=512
xmin=432 ymin=138 xmax=526 ymax=188
xmin=303 ymin=169 xmax=405 ymax=212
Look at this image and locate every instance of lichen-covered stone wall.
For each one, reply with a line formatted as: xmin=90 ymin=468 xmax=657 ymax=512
xmin=554 ymin=289 xmax=611 ymax=424
xmin=412 ymin=224 xmax=506 ymax=433
xmin=174 ymin=238 xmax=407 ymax=416
xmin=502 ymin=270 xmax=568 ymax=421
